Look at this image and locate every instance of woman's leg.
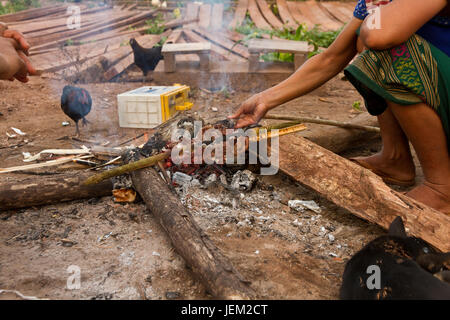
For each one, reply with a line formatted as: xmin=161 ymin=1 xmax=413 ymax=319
xmin=388 ymin=101 xmax=450 ymax=213
xmin=352 ymin=107 xmax=416 ymax=182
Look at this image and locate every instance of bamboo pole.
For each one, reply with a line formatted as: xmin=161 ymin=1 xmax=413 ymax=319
xmin=263 ymin=114 xmax=381 ymax=133
xmin=84 ymin=151 xmax=170 ymax=185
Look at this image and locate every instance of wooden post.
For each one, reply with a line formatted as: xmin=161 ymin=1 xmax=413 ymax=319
xmin=294 ymin=53 xmax=306 ymax=70
xmin=249 ymin=53 xmax=259 ymax=72
xmin=198 ymin=52 xmax=210 ymax=71
xmin=163 ymin=53 xmax=176 ymax=72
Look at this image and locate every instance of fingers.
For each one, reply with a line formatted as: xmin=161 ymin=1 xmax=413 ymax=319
xmin=228 ymin=105 xmax=244 ymax=119
xmin=17 ymin=50 xmax=37 ymax=75
xmin=3 ymin=30 xmax=30 ymax=54
xmin=13 ymin=50 xmax=30 ymax=83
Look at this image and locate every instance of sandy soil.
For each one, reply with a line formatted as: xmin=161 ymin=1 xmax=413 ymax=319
xmin=0 ymin=74 xmax=392 ymax=300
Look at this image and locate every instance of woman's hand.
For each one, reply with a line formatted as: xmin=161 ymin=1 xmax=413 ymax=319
xmin=228 ymin=93 xmax=270 ymax=128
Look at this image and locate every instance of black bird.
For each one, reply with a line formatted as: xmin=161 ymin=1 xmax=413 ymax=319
xmin=130 ymin=38 xmax=163 ymax=82
xmin=61 ymin=85 xmax=92 ymax=136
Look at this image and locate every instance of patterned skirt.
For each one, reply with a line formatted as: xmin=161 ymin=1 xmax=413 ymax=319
xmin=344 ymin=34 xmax=450 ymax=146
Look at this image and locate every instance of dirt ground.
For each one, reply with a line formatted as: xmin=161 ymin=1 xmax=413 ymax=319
xmin=0 ymin=73 xmax=395 ymax=300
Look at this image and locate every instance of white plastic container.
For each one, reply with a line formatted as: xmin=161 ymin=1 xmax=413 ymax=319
xmin=117 ymin=86 xmax=191 ymax=129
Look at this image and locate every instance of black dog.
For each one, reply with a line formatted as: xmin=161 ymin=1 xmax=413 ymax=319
xmin=340 ymin=216 xmax=450 ymax=300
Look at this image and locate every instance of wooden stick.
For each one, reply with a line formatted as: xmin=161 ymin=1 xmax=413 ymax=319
xmin=84 ymin=151 xmax=170 ymax=185
xmin=264 ymin=114 xmax=381 ymax=133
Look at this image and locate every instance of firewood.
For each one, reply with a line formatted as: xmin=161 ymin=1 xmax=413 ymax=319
xmin=131 ymin=166 xmax=256 ymax=299
xmin=278 ymin=134 xmax=450 ymax=252
xmin=0 ymin=172 xmax=112 ymax=211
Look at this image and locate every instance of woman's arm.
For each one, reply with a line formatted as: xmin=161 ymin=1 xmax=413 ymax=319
xmin=229 ymin=17 xmax=362 ymax=128
xmin=360 ymin=0 xmax=447 ymax=50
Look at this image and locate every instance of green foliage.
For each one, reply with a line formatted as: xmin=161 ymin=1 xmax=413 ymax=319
xmin=155 ymin=36 xmax=167 ymax=47
xmin=352 ymin=101 xmax=362 ymax=112
xmin=0 ymin=0 xmax=40 ymax=15
xmin=234 ymin=19 xmax=343 ymax=62
xmin=145 ymin=13 xmax=165 ymax=35
xmin=64 ymin=38 xmax=74 ymax=46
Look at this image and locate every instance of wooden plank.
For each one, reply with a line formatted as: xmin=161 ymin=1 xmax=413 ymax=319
xmin=32 ymin=10 xmax=157 ymax=51
xmin=162 ymin=42 xmax=211 ymax=53
xmin=28 ymin=11 xmax=135 ymax=46
xmin=255 ymin=0 xmax=283 ymax=29
xmin=192 ymin=27 xmax=250 ymax=59
xmin=247 ymin=0 xmax=272 ymax=30
xmin=278 ymin=135 xmax=450 ymax=252
xmin=183 ymin=28 xmax=236 ymax=62
xmin=248 ymin=38 xmax=309 ymax=53
xmin=276 ymin=0 xmax=298 ymax=28
xmin=198 ymin=4 xmax=212 ymax=29
xmin=184 ymin=2 xmax=201 ymax=28
xmin=166 ymin=29 xmax=183 ymax=44
xmin=210 ymin=3 xmax=224 ymax=30
xmin=297 ymin=0 xmax=342 ymax=31
xmin=0 ymin=4 xmax=69 ymax=23
xmin=286 ymin=0 xmax=315 ymax=29
xmin=228 ymin=0 xmax=248 ymax=28
xmin=319 ymin=1 xmax=354 ymax=24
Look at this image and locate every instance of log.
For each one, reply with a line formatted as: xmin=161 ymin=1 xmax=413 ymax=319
xmin=277 ymin=135 xmax=450 ymax=252
xmin=0 ymin=172 xmax=112 ymax=211
xmin=131 ymin=167 xmax=256 ymax=299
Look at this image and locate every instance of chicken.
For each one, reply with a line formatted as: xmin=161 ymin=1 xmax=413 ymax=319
xmin=60 ymin=85 xmax=92 ymax=136
xmin=130 ymin=38 xmax=163 ymax=82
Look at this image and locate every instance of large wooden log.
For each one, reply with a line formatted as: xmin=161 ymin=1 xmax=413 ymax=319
xmin=277 ymin=134 xmax=450 ymax=252
xmin=131 ymin=167 xmax=256 ymax=299
xmin=0 ymin=172 xmax=112 ymax=211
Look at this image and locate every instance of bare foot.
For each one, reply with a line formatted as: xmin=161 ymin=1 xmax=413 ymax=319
xmin=352 ymin=152 xmax=416 ymax=183
xmin=406 ymin=182 xmax=450 ymax=215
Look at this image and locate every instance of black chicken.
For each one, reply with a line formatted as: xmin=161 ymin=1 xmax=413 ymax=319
xmin=61 ymin=85 xmax=92 ymax=136
xmin=130 ymin=38 xmax=163 ymax=82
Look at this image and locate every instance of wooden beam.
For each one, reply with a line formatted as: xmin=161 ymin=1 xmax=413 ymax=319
xmin=286 ymin=0 xmax=315 ymax=30
xmin=277 ymin=135 xmax=450 ymax=252
xmin=247 ymin=0 xmax=272 ymax=30
xmin=229 ymin=0 xmax=248 ymax=29
xmin=192 ymin=27 xmax=250 ymax=59
xmin=255 ymin=0 xmax=283 ymax=29
xmin=210 ymin=3 xmax=224 ymax=30
xmin=198 ymin=4 xmax=212 ymax=29
xmin=276 ymin=0 xmax=298 ymax=28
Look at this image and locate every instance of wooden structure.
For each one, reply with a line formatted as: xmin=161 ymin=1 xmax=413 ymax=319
xmin=162 ymin=42 xmax=211 ymax=72
xmin=248 ymin=38 xmax=309 ymax=71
